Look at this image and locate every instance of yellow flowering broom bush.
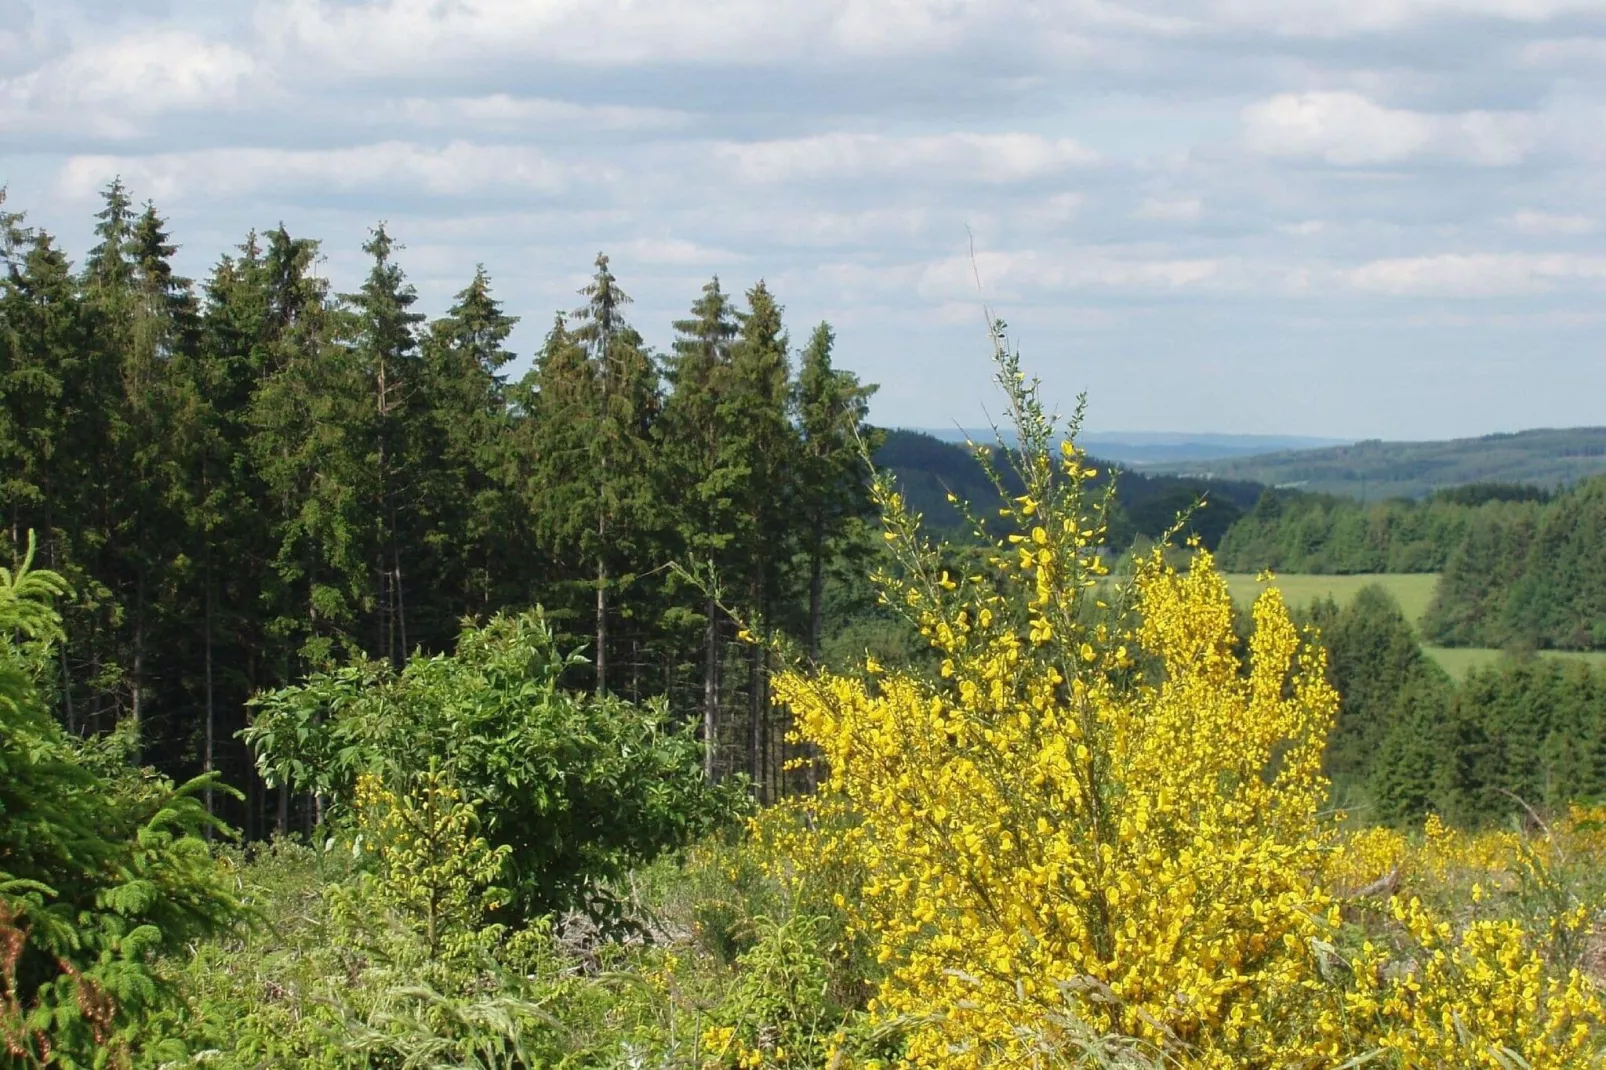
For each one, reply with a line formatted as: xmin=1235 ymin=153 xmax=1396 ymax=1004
xmin=1329 ymin=812 xmax=1606 ymax=1067
xmin=768 ymin=324 xmax=1606 ymax=1068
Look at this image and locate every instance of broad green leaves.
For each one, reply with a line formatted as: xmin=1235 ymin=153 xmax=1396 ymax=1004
xmin=244 ymin=609 xmax=745 ymax=921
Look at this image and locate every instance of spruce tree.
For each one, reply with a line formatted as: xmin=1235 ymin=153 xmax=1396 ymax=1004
xmin=417 ymin=265 xmax=522 ymax=636
xmin=573 ymin=254 xmax=659 ymax=694
xmin=660 ymin=277 xmax=739 ymax=778
xmin=524 ymin=255 xmax=659 ymax=696
xmin=793 ymin=321 xmax=878 ymax=664
xmin=123 ymin=202 xmax=202 ymax=765
xmin=726 ymin=280 xmax=796 ymax=792
xmin=72 ymin=181 xmax=147 ymax=739
xmin=195 ymin=231 xmax=283 ymax=833
xmin=248 ymin=226 xmax=368 ymax=677
xmin=0 ymin=223 xmax=103 ymax=735
xmin=1314 ymin=585 xmax=1447 ymax=789
xmin=1370 ymin=676 xmax=1455 ymax=825
xmin=344 ymin=223 xmax=426 ymax=664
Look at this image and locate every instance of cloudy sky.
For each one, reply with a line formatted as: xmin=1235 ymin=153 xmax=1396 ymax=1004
xmin=3 ymin=0 xmax=1604 ymax=439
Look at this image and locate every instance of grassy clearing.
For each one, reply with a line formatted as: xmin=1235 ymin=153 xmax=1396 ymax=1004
xmin=1420 ymin=645 xmax=1606 ymax=680
xmin=1221 ymin=572 xmax=1441 ymax=626
xmin=1220 ymin=572 xmax=1606 ymax=680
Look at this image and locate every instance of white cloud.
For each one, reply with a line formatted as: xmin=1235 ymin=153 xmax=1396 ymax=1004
xmin=259 ymin=0 xmax=1012 ymax=73
xmin=1199 ymin=0 xmax=1606 ymax=37
xmin=1136 ymin=196 xmax=1202 ymax=221
xmin=1346 ymin=252 xmax=1606 ymax=296
xmin=1243 ymin=92 xmax=1434 ymax=165
xmin=1241 ymin=91 xmax=1541 ymax=166
xmin=755 ymin=206 xmax=933 ymax=247
xmin=6 ymin=0 xmax=1606 ymax=438
xmin=717 ymin=132 xmax=1099 ymax=185
xmin=255 ymin=0 xmax=1606 ymax=74
xmin=1507 ymin=208 xmax=1598 ymax=235
xmin=388 ymin=95 xmax=692 ymax=134
xmin=55 ymin=141 xmax=583 ymax=203
xmin=0 ymin=29 xmax=258 ymax=136
xmin=1006 ymin=192 xmax=1086 ymax=233
xmin=918 ymin=247 xmax=1229 ymax=302
xmin=621 ymin=238 xmax=747 ymax=266
xmin=1516 ymin=36 xmax=1606 ymax=67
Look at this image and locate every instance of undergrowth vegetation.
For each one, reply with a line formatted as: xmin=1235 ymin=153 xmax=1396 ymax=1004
xmin=3 ymin=327 xmax=1604 ymax=1067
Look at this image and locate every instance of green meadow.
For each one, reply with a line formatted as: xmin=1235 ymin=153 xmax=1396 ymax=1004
xmin=1222 ymin=572 xmax=1441 ymax=627
xmin=1222 ymin=572 xmax=1606 ymax=680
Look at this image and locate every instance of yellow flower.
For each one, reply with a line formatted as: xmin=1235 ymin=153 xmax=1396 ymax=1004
xmin=762 ymin=342 xmax=1606 ymax=1068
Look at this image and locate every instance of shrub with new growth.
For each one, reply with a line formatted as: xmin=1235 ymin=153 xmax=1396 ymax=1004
xmin=244 ymin=608 xmax=746 ymax=923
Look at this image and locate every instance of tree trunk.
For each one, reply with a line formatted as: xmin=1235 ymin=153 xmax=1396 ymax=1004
xmin=703 ymin=596 xmax=719 ymax=781
xmin=595 ymin=330 xmax=611 ymax=697
xmin=308 ymin=556 xmax=319 ymax=660
xmin=630 ymin=638 xmax=640 ymax=704
xmin=808 ymin=509 xmax=826 ymax=664
xmin=58 ymin=643 xmax=75 ymax=734
xmin=805 ymin=509 xmax=826 ymax=792
xmin=595 ymin=552 xmax=608 ymax=695
xmin=393 ymin=530 xmax=408 ymax=660
xmin=748 ymin=595 xmax=762 ymax=799
xmin=203 ymin=562 xmax=216 ymax=828
xmin=45 ymin=492 xmax=74 ymax=733
xmin=131 ymin=570 xmax=145 ymax=764
xmin=378 ymin=547 xmax=390 ymax=663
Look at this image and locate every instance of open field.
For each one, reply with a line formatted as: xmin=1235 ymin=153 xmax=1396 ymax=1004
xmin=1416 ymin=645 xmax=1606 ymax=680
xmin=1222 ymin=572 xmax=1441 ymax=625
xmin=1221 ymin=572 xmax=1606 ymax=680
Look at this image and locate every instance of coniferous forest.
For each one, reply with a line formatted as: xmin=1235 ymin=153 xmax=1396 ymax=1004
xmin=0 ymin=182 xmax=879 ymax=838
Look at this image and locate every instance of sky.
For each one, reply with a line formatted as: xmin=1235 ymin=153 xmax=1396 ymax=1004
xmin=1 ymin=0 xmax=1604 ymax=440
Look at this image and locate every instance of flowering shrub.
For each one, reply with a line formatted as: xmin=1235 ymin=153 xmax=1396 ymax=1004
xmin=1348 ymin=897 xmax=1602 ymax=1068
xmin=1330 ymin=810 xmax=1606 ymax=1067
xmin=769 ymin=328 xmax=1606 ymax=1068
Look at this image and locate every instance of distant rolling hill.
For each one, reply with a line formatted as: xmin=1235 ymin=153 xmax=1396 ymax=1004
xmin=873 ymin=429 xmax=1265 ymax=548
xmin=911 ymin=428 xmax=1351 ymax=466
xmin=1149 ymin=427 xmax=1606 ymax=500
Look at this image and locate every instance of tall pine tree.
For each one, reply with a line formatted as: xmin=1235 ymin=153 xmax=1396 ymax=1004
xmin=417 ymin=265 xmax=523 ymax=639
xmin=660 ymin=277 xmax=740 ymax=778
xmin=344 ymin=224 xmax=426 ymax=664
xmin=726 ymin=280 xmax=795 ymax=793
xmin=793 ymin=321 xmax=878 ymax=665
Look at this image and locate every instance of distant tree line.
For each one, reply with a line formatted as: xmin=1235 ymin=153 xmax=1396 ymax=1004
xmin=1219 ymin=477 xmax=1606 ymax=651
xmin=0 ymin=182 xmax=878 ymax=838
xmin=1157 ymin=427 xmax=1606 ymax=499
xmin=1423 ymin=477 xmax=1606 ymax=651
xmin=1214 ymin=483 xmax=1551 ymax=575
xmin=1302 ymin=587 xmax=1606 ymax=827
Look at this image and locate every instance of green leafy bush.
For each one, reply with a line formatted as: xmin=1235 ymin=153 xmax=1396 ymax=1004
xmin=244 ymin=609 xmax=745 ymax=921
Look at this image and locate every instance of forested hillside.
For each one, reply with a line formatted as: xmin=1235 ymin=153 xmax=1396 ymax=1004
xmin=1214 ymin=472 xmax=1606 ymax=652
xmin=0 ymin=182 xmax=880 ymax=837
xmin=1156 ymin=426 xmax=1606 ymax=498
xmin=877 ymin=428 xmax=1264 ymax=549
xmin=1424 ymin=475 xmax=1606 ymax=651
xmin=1216 ymin=483 xmax=1550 ymax=574
xmin=1299 ymin=584 xmax=1606 ymax=824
